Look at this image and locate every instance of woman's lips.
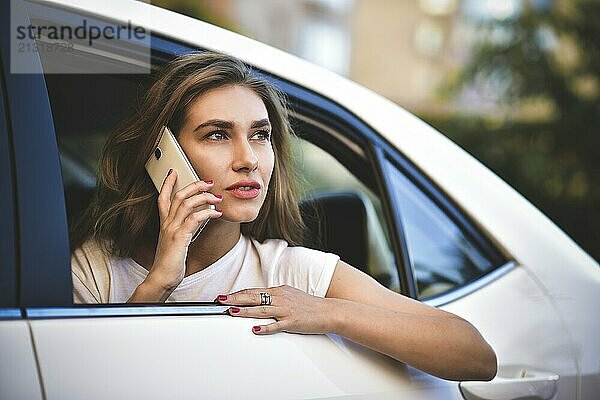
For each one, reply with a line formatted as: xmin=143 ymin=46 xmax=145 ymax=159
xmin=227 ymin=187 xmax=260 ymax=199
xmin=225 ymin=180 xmax=261 ymax=199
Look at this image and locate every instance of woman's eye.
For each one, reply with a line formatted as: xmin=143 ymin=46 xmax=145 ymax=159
xmin=206 ymin=130 xmax=228 ymax=140
xmin=253 ymin=130 xmax=271 ymax=141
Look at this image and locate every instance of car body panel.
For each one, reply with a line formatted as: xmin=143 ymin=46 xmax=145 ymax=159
xmin=442 ymin=265 xmax=578 ymax=399
xmin=0 ymin=319 xmax=43 ymax=400
xmin=30 ymin=315 xmax=461 ymax=400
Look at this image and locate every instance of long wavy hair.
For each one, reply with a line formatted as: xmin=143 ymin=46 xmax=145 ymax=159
xmin=70 ymin=51 xmax=306 ymax=257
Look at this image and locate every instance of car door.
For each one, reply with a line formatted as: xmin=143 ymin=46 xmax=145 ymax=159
xmin=3 ymin=1 xmax=467 ymax=399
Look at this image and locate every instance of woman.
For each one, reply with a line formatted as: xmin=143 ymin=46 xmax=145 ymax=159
xmin=71 ymin=51 xmax=497 ymax=382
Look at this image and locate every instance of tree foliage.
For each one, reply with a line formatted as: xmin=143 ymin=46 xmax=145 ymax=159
xmin=425 ymin=0 xmax=599 ymax=261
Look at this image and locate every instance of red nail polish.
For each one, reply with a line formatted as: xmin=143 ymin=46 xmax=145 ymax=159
xmin=214 ymin=194 xmax=223 ymax=199
xmin=216 ymin=209 xmax=223 ymax=213
xmin=230 ymin=307 xmax=240 ymax=313
xmin=217 ymin=295 xmax=227 ymax=301
xmin=252 ymin=326 xmax=261 ymax=332
xmin=204 ymin=180 xmax=213 ymax=184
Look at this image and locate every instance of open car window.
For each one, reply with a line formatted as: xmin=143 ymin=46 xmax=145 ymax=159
xmin=32 ymin=6 xmax=401 ymax=304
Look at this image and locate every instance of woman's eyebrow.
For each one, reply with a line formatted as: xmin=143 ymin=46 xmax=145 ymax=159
xmin=251 ymin=118 xmax=271 ymax=129
xmin=194 ymin=119 xmax=233 ymax=131
xmin=193 ymin=118 xmax=270 ymax=132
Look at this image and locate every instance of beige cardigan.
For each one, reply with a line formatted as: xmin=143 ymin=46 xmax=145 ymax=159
xmin=71 ymin=240 xmax=112 ymax=303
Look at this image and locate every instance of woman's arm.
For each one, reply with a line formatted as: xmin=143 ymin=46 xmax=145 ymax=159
xmin=324 ymin=260 xmax=497 ymax=381
xmin=218 ymin=260 xmax=497 ymax=382
xmin=128 ymin=171 xmax=223 ymax=303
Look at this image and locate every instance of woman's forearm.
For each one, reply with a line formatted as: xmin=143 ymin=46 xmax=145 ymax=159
xmin=325 ymin=297 xmax=497 ymax=381
xmin=127 ymin=276 xmax=176 ymax=303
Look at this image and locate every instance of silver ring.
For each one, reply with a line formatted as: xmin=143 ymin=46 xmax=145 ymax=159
xmin=259 ymin=292 xmax=272 ymax=305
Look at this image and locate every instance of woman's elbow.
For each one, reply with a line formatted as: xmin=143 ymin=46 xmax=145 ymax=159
xmin=464 ymin=336 xmax=498 ymax=381
xmin=456 ymin=318 xmax=498 ymax=381
xmin=473 ymin=344 xmax=497 ymax=381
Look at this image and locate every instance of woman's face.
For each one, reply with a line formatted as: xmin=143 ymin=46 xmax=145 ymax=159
xmin=177 ymin=84 xmax=275 ymax=223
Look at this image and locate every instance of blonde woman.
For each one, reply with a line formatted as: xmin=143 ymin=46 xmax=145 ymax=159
xmin=71 ymin=51 xmax=497 ymax=382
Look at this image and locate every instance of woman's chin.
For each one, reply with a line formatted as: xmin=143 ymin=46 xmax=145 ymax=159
xmin=220 ymin=209 xmax=260 ymax=224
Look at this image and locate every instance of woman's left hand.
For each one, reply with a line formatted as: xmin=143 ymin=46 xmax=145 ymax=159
xmin=215 ymin=285 xmax=334 ymax=335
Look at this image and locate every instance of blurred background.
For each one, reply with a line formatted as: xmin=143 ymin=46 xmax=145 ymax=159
xmin=149 ymin=0 xmax=598 ymax=261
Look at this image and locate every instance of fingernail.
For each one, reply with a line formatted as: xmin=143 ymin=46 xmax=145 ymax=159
xmin=252 ymin=326 xmax=261 ymax=332
xmin=214 ymin=194 xmax=223 ymax=199
xmin=204 ymin=180 xmax=213 ymax=184
xmin=217 ymin=295 xmax=227 ymax=301
xmin=230 ymin=307 xmax=240 ymax=314
xmin=216 ymin=209 xmax=223 ymax=213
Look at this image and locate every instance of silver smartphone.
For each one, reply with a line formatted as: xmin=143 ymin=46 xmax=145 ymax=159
xmin=145 ymin=126 xmax=215 ymax=241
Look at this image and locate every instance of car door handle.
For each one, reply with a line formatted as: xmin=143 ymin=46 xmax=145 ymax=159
xmin=458 ymin=365 xmax=560 ymax=400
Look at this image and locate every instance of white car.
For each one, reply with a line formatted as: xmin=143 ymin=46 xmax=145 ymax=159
xmin=1 ymin=1 xmax=598 ymax=399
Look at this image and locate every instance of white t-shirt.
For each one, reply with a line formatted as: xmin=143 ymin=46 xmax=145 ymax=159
xmin=71 ymin=235 xmax=340 ymax=303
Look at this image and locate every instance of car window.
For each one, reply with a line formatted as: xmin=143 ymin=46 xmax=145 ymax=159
xmin=44 ymin=73 xmax=152 ymax=230
xmin=25 ymin=0 xmax=156 ymax=233
xmin=41 ymin=71 xmax=401 ymax=294
xmin=384 ymin=158 xmax=501 ymax=299
xmin=291 ymin=135 xmax=399 ymax=291
xmin=31 ymin=10 xmax=401 ymax=299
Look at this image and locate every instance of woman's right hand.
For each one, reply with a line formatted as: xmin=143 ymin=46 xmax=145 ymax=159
xmin=129 ymin=170 xmax=223 ymax=302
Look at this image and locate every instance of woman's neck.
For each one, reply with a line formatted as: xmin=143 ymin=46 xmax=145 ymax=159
xmin=184 ymin=220 xmax=241 ymax=276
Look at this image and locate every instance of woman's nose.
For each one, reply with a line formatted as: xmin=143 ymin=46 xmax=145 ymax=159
xmin=231 ymin=139 xmax=258 ymax=172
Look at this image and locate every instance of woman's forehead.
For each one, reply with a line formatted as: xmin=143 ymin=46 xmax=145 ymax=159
xmin=186 ymin=85 xmax=268 ymax=123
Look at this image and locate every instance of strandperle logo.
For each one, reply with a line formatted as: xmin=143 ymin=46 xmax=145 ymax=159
xmin=10 ymin=0 xmax=151 ymax=73
xmin=15 ymin=20 xmax=147 ymax=47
